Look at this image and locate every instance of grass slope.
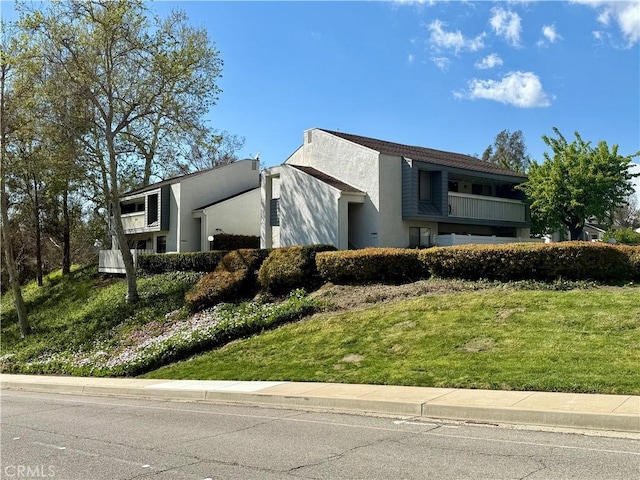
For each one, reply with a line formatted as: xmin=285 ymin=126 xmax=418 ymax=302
xmin=144 ymin=286 xmax=640 ymax=395
xmin=1 ymin=267 xmax=201 ymax=369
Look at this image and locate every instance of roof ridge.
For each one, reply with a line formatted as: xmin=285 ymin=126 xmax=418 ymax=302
xmin=317 ymin=129 xmax=526 ymax=178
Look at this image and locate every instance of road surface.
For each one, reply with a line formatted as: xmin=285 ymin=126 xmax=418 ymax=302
xmin=1 ymin=390 xmax=638 ymax=479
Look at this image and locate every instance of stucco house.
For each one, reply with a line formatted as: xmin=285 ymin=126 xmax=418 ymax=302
xmin=262 ymin=128 xmax=534 ymax=250
xmin=99 ymin=159 xmax=261 ymax=273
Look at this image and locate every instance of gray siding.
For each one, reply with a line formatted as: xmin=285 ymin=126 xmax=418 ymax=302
xmin=160 ymin=185 xmax=171 ymax=231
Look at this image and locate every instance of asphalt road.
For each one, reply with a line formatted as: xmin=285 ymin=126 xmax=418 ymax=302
xmin=1 ymin=390 xmax=638 ymax=480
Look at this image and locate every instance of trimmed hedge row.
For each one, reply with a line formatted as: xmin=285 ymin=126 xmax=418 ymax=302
xmin=258 ymin=245 xmax=337 ymax=295
xmin=316 ymin=248 xmax=426 ymax=285
xmin=420 ymin=242 xmax=635 ymax=282
xmin=138 ymin=251 xmax=228 ymax=274
xmin=316 ymin=243 xmax=640 ymax=285
xmin=184 ymin=249 xmax=270 ymax=312
xmin=211 ymin=233 xmax=260 ymax=250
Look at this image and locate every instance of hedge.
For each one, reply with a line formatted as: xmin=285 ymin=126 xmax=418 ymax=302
xmin=420 ymin=242 xmax=635 ymax=282
xmin=210 ymin=233 xmax=260 ymax=250
xmin=138 ymin=251 xmax=228 ymax=274
xmin=315 ymin=243 xmax=639 ymax=285
xmin=316 ymin=248 xmax=426 ymax=285
xmin=258 ymin=245 xmax=337 ymax=295
xmin=184 ymin=249 xmax=270 ymax=312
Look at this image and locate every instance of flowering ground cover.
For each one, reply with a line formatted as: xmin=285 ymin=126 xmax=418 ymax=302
xmin=1 ymin=267 xmax=318 ymax=376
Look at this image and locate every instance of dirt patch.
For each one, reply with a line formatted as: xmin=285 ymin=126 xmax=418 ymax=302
xmin=496 ymin=307 xmax=525 ymax=323
xmin=461 ymin=337 xmax=496 ymax=353
xmin=310 ymin=279 xmax=493 ymax=312
xmin=334 ymin=354 xmax=365 ymax=370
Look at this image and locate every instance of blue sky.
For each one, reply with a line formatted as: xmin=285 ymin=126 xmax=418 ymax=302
xmin=3 ymin=1 xmax=639 ymax=190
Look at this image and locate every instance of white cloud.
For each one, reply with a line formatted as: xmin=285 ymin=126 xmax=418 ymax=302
xmin=458 ymin=71 xmax=552 ymax=108
xmin=537 ymin=24 xmax=563 ymax=47
xmin=542 ymin=24 xmax=562 ymax=43
xmin=475 ymin=53 xmax=503 ymax=69
xmin=427 ymin=19 xmax=485 ymax=54
xmin=408 ymin=53 xmax=415 ymax=64
xmin=489 ymin=7 xmax=522 ymax=47
xmin=573 ymin=1 xmax=640 ymax=47
xmin=394 ymin=0 xmax=437 ymax=5
xmin=431 ymin=56 xmax=451 ymax=71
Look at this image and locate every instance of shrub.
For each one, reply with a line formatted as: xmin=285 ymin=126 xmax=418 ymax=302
xmin=316 ymin=248 xmax=426 ymax=285
xmin=603 ymin=228 xmax=640 ymax=246
xmin=258 ymin=245 xmax=337 ymax=295
xmin=211 ymin=233 xmax=260 ymax=250
xmin=616 ymin=245 xmax=640 ymax=281
xmin=138 ymin=251 xmax=228 ymax=274
xmin=419 ymin=242 xmax=634 ymax=283
xmin=184 ymin=249 xmax=270 ymax=311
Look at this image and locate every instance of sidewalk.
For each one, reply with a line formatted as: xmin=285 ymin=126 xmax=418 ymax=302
xmin=1 ymin=374 xmax=638 ymax=433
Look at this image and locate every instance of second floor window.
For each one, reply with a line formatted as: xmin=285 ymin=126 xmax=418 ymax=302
xmin=419 ymin=170 xmax=431 ymax=202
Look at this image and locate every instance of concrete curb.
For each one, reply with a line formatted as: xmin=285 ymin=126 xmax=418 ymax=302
xmin=1 ymin=375 xmax=638 ymax=433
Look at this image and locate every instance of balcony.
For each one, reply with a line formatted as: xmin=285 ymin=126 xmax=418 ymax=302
xmin=121 ymin=212 xmax=146 ymax=232
xmin=448 ymin=192 xmax=526 ymax=223
xmin=98 ymin=249 xmax=154 ymax=274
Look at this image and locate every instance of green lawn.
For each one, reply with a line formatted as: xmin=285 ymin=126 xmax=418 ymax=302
xmin=1 ymin=267 xmax=201 ymax=369
xmin=143 ymin=287 xmax=640 ymax=395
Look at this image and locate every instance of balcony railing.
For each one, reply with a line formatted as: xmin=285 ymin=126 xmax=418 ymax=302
xmin=448 ymin=192 xmax=526 ymax=223
xmin=98 ymin=249 xmax=154 ymax=274
xmin=121 ymin=212 xmax=146 ymax=232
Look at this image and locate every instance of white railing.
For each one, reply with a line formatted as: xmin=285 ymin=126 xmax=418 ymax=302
xmin=448 ymin=192 xmax=526 ymax=222
xmin=98 ymin=249 xmax=154 ymax=274
xmin=435 ymin=234 xmax=542 ymax=246
xmin=121 ymin=212 xmax=146 ymax=232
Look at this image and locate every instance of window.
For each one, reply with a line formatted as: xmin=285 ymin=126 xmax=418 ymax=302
xmin=147 ymin=194 xmax=158 ymax=225
xmin=409 ymin=227 xmax=431 ymax=248
xmin=448 ymin=181 xmax=459 ymax=192
xmin=270 ymin=198 xmax=280 ymax=226
xmin=136 ymin=240 xmax=147 ymax=250
xmin=121 ymin=201 xmax=144 ymax=214
xmin=419 ymin=170 xmax=431 ymax=201
xmin=157 ymin=236 xmax=167 ymax=254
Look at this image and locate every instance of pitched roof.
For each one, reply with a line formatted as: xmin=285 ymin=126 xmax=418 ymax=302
xmin=123 ymin=159 xmax=256 ymax=196
xmin=193 ymin=187 xmax=259 ymax=211
xmin=319 ymin=129 xmax=527 ymax=178
xmin=290 ymin=165 xmax=364 ymax=194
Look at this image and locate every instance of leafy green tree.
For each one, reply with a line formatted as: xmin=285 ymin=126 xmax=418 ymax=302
xmin=1 ymin=22 xmax=31 ymax=336
xmin=518 ymin=128 xmax=639 ymax=240
xmin=482 ymin=129 xmax=530 ymax=172
xmin=19 ymin=0 xmax=224 ymax=303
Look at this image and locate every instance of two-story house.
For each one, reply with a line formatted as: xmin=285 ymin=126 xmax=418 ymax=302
xmin=261 ymin=129 xmax=534 ymax=250
xmin=99 ymin=159 xmax=261 ymax=273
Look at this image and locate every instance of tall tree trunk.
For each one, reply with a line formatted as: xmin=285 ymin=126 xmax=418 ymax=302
xmin=1 ymin=182 xmax=30 ymax=337
xmin=569 ymin=225 xmax=584 ymax=241
xmin=111 ymin=198 xmax=138 ymax=303
xmin=1 ymin=62 xmax=30 ymax=337
xmin=107 ymin=134 xmax=138 ymax=303
xmin=33 ymin=174 xmax=43 ymax=286
xmin=62 ymin=187 xmax=71 ymax=275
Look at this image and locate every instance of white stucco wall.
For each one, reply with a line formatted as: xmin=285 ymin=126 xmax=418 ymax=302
xmin=198 ymin=188 xmax=261 ymax=250
xmin=286 ymin=129 xmax=381 ymax=248
xmin=377 ymin=153 xmax=407 ymax=247
xmin=279 ymin=165 xmax=341 ymax=247
xmin=176 ymin=159 xmax=260 ymax=252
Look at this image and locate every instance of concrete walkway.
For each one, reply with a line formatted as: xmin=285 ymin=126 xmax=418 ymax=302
xmin=1 ymin=374 xmax=638 ymax=433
